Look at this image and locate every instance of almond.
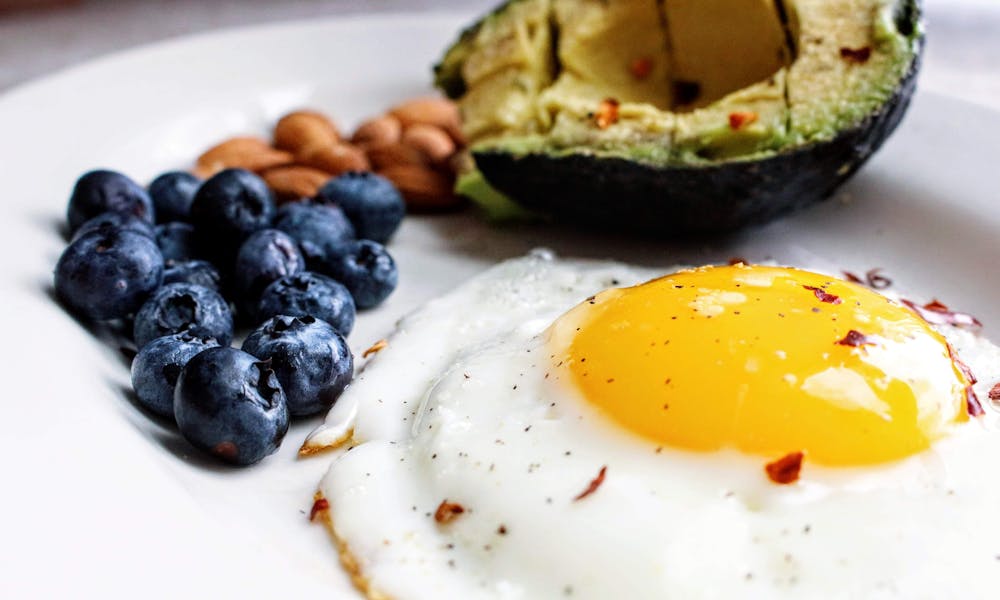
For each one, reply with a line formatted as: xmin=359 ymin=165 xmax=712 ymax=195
xmin=390 ymin=97 xmax=464 ymax=145
xmin=401 ymin=124 xmax=456 ymax=165
xmin=274 ymin=111 xmax=340 ymax=153
xmin=367 ymin=142 xmax=430 ymax=171
xmin=351 ymin=115 xmax=402 ymax=149
xmin=297 ymin=143 xmax=371 ymax=175
xmin=378 ymin=165 xmax=462 ymax=212
xmin=261 ymin=165 xmax=332 ymax=203
xmin=448 ymin=150 xmax=474 ymax=175
xmin=196 ymin=136 xmax=294 ymax=177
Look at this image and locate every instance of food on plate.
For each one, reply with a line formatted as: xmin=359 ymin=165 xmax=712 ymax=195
xmin=315 ymin=172 xmax=406 ymax=244
xmin=315 ymin=240 xmax=398 ymax=310
xmin=161 ymin=259 xmax=221 ymax=291
xmin=195 ymin=102 xmax=466 ymax=211
xmin=54 ymin=228 xmax=164 ymax=321
xmin=148 ymin=171 xmax=201 ymax=223
xmin=272 ymin=110 xmax=341 ymax=154
xmin=256 ymin=272 xmax=356 ymax=337
xmin=195 ymin=136 xmax=295 ymax=179
xmin=66 ymin=169 xmax=154 ymax=232
xmin=51 ymin=156 xmax=417 ymax=464
xmin=262 ymin=165 xmax=335 ymax=204
xmin=71 ymin=211 xmax=156 ymax=243
xmin=233 ymin=229 xmax=306 ymax=314
xmin=305 ymin=254 xmax=1000 ymax=599
xmin=243 ymin=316 xmax=354 ymax=418
xmin=435 ymin=0 xmax=923 ymax=233
xmin=133 ymin=282 xmax=234 ymax=349
xmin=273 ymin=200 xmax=356 ymax=264
xmin=131 ymin=333 xmax=221 ymax=419
xmin=190 ymin=168 xmax=278 ymax=265
xmin=174 ymin=347 xmax=290 ymax=466
xmin=153 ymin=221 xmax=199 ymax=262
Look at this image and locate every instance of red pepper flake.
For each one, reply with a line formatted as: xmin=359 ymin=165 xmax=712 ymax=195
xmin=948 ymin=344 xmax=978 ymax=385
xmin=309 ymin=497 xmax=330 ymax=522
xmin=840 ymin=46 xmax=872 ymax=64
xmin=947 ymin=344 xmax=983 ymax=417
xmin=966 ymin=387 xmax=985 ymax=418
xmin=843 ymin=271 xmax=864 ymax=284
xmin=901 ymin=299 xmax=983 ymax=328
xmin=728 ymin=111 xmax=758 ymax=130
xmin=988 ymin=382 xmax=1000 ymax=403
xmin=629 ymin=56 xmax=654 ymax=80
xmin=573 ymin=465 xmax=607 ymax=502
xmin=434 ymin=500 xmax=465 ymax=524
xmin=594 ymin=98 xmax=620 ymax=129
xmin=865 ymin=268 xmax=892 ymax=290
xmin=843 ymin=268 xmax=891 ymax=289
xmin=765 ymin=451 xmax=804 ymax=485
xmin=803 ymin=285 xmax=842 ymax=305
xmin=836 ymin=329 xmax=874 ymax=347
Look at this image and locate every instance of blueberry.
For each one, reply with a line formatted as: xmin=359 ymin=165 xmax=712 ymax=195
xmin=133 ymin=282 xmax=233 ymax=349
xmin=257 ymin=272 xmax=355 ymax=336
xmin=316 ymin=172 xmax=405 ymax=243
xmin=71 ymin=211 xmax=155 ymax=242
xmin=190 ymin=169 xmax=276 ymax=265
xmin=54 ymin=229 xmax=164 ymax=321
xmin=320 ymin=240 xmax=398 ymax=309
xmin=242 ymin=315 xmax=354 ymax=418
xmin=130 ymin=332 xmax=220 ymax=418
xmin=149 ymin=171 xmax=200 ymax=223
xmin=274 ymin=201 xmax=354 ymax=268
xmin=233 ymin=229 xmax=305 ymax=315
xmin=155 ymin=222 xmax=200 ymax=262
xmin=67 ymin=170 xmax=154 ymax=233
xmin=174 ymin=347 xmax=289 ymax=466
xmin=162 ymin=259 xmax=221 ymax=291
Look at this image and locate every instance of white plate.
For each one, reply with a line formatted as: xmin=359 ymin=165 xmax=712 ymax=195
xmin=1 ymin=11 xmax=999 ymax=599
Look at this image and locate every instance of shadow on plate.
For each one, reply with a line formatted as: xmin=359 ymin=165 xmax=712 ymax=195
xmin=419 ymin=166 xmax=998 ymax=279
xmin=107 ymin=380 xmax=242 ymax=473
xmin=29 ymin=209 xmax=70 ymax=242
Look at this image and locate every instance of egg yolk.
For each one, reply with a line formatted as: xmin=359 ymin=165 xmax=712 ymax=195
xmin=549 ymin=265 xmax=973 ymax=466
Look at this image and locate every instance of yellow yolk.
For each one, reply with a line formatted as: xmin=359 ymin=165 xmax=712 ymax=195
xmin=549 ymin=265 xmax=972 ymax=466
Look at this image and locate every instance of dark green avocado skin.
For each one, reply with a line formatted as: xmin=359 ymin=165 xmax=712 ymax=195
xmin=471 ymin=5 xmax=923 ymax=236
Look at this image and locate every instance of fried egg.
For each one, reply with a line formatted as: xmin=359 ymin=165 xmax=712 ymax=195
xmin=305 ymin=252 xmax=1000 ymax=600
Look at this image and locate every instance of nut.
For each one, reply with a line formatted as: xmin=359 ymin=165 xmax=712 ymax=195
xmin=261 ymin=165 xmax=332 ymax=203
xmin=448 ymin=150 xmax=474 ymax=175
xmin=389 ymin=97 xmax=464 ymax=145
xmin=401 ymin=124 xmax=456 ymax=165
xmin=351 ymin=115 xmax=402 ymax=149
xmin=297 ymin=143 xmax=371 ymax=175
xmin=195 ymin=136 xmax=294 ymax=178
xmin=273 ymin=111 xmax=340 ymax=153
xmin=378 ymin=165 xmax=462 ymax=212
xmin=367 ymin=142 xmax=430 ymax=171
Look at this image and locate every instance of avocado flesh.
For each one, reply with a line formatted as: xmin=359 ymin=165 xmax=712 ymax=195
xmin=436 ymin=0 xmax=921 ymax=233
xmin=786 ymin=0 xmax=917 ymax=141
xmin=439 ymin=0 xmax=917 ymax=163
xmin=447 ymin=0 xmax=554 ymax=142
xmin=664 ymin=0 xmax=790 ymax=111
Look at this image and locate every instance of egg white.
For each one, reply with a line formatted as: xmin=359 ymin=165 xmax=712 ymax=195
xmin=307 ymin=253 xmax=1000 ymax=600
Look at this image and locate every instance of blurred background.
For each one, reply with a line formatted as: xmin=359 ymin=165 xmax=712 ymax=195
xmin=1 ymin=0 xmax=998 ymax=111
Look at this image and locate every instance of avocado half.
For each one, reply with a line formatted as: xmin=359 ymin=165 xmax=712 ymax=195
xmin=435 ymin=0 xmax=923 ymax=234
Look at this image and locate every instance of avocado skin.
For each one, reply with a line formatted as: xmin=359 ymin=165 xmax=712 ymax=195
xmin=469 ymin=4 xmax=923 ymax=236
